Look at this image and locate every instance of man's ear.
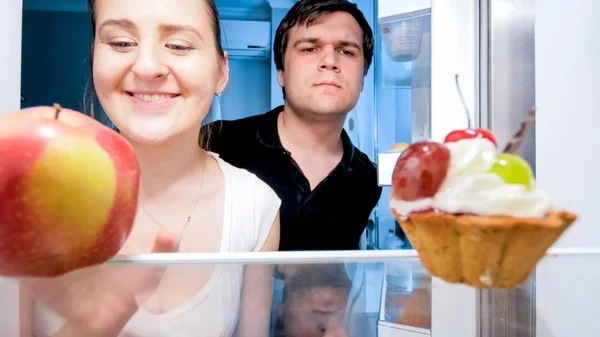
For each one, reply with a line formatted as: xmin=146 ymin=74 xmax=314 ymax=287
xmin=277 ymin=69 xmax=285 ymax=88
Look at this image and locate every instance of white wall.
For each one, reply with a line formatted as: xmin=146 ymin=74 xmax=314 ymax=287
xmin=0 ymin=0 xmax=22 ymax=116
xmin=0 ymin=0 xmax=23 ymax=335
xmin=535 ymin=0 xmax=600 ymax=335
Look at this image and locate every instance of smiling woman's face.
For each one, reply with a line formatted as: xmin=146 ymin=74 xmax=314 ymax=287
xmin=92 ymin=0 xmax=228 ymax=145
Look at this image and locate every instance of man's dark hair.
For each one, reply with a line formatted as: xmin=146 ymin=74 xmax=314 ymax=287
xmin=283 ymin=264 xmax=352 ymax=294
xmin=273 ymin=0 xmax=374 ymax=83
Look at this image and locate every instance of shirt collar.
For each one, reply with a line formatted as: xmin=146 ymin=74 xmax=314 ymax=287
xmin=256 ymin=105 xmax=356 ymax=169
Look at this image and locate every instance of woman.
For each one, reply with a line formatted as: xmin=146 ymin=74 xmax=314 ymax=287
xmin=19 ymin=0 xmax=281 ymax=336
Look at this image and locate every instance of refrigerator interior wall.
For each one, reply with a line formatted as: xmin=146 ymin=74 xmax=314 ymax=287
xmin=207 ymin=57 xmax=271 ymax=123
xmin=20 ymin=10 xmax=93 ymax=117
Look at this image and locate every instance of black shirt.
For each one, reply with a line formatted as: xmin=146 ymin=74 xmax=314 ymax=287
xmin=202 ymin=106 xmax=382 ymax=251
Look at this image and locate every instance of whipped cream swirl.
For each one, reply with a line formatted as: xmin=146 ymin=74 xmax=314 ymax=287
xmin=391 ymin=138 xmax=552 ymax=218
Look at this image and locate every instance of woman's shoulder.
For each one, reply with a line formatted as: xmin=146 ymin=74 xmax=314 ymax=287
xmin=209 ymin=151 xmax=280 ymax=252
xmin=209 ymin=151 xmax=281 ymax=209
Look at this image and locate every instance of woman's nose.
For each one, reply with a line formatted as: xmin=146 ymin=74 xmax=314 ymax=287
xmin=131 ymin=46 xmax=168 ymax=81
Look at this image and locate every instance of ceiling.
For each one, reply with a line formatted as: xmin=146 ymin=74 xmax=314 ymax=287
xmin=22 ymin=0 xmax=282 ymax=20
xmin=215 ymin=0 xmax=272 ymax=20
xmin=216 ymin=0 xmax=269 ymax=9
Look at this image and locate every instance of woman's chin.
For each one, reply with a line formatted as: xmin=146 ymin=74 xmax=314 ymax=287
xmin=121 ymin=125 xmax=177 ymax=147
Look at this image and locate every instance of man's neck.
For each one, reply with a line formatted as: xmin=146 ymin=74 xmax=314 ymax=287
xmin=124 ymin=129 xmax=206 ymax=200
xmin=278 ymin=104 xmax=346 ymax=156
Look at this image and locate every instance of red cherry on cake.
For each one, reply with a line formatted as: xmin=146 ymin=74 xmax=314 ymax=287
xmin=391 ymin=141 xmax=451 ymax=201
xmin=444 ymin=128 xmax=497 ymax=146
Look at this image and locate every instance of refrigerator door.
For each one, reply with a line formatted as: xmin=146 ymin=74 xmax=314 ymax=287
xmin=0 ymin=3 xmax=22 ymax=337
xmin=479 ymin=1 xmax=537 ymax=336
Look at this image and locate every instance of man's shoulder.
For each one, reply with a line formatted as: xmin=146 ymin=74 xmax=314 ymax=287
xmin=202 ymin=112 xmax=270 ymax=154
xmin=349 ymin=147 xmax=378 ymax=176
xmin=205 ymin=112 xmax=266 ymax=136
xmin=347 ymin=146 xmax=382 ymax=195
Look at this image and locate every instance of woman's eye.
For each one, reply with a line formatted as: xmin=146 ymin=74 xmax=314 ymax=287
xmin=166 ymin=44 xmax=194 ymax=52
xmin=107 ymin=41 xmax=136 ymax=49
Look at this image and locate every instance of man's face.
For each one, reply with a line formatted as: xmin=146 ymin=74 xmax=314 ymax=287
xmin=278 ymin=11 xmax=365 ymax=118
xmin=279 ymin=286 xmax=349 ymax=337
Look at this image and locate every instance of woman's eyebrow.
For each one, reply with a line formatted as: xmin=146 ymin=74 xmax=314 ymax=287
xmin=98 ymin=19 xmax=136 ymax=33
xmin=159 ymin=23 xmax=204 ymax=41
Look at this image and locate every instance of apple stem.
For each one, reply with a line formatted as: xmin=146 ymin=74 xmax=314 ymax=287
xmin=454 ymin=74 xmax=472 ymax=129
xmin=503 ymin=107 xmax=536 ymax=154
xmin=53 ymin=103 xmax=62 ymax=120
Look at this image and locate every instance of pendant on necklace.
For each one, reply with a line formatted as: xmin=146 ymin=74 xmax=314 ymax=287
xmin=176 ymin=217 xmax=192 ymax=253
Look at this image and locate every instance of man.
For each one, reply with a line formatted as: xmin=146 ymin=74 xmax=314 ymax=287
xmin=204 ymin=0 xmax=381 ymax=251
xmin=274 ymin=264 xmax=352 ymax=337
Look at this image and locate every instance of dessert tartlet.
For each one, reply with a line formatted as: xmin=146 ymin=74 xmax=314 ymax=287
xmin=390 ymin=85 xmax=577 ymax=288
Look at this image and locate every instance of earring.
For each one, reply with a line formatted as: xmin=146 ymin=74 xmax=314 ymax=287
xmin=215 ymin=91 xmax=222 ymax=97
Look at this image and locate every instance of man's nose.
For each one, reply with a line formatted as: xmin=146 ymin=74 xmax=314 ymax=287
xmin=132 ymin=45 xmax=168 ymax=80
xmin=318 ymin=46 xmax=340 ymax=72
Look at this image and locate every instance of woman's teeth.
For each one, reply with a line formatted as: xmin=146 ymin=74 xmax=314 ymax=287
xmin=133 ymin=94 xmax=172 ymax=102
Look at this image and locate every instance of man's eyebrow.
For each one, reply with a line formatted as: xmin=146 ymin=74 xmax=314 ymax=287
xmin=98 ymin=19 xmax=136 ymax=32
xmin=339 ymin=40 xmax=361 ymax=50
xmin=159 ymin=24 xmax=204 ymax=41
xmin=293 ymin=37 xmax=361 ymax=50
xmin=293 ymin=37 xmax=320 ymax=47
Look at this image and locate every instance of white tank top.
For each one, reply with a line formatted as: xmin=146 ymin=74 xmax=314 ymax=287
xmin=32 ymin=152 xmax=282 ymax=337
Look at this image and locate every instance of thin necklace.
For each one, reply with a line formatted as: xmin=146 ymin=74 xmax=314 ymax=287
xmin=139 ymin=156 xmax=207 ymax=252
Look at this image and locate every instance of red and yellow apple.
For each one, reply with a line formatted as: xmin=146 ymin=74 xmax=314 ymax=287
xmin=0 ymin=104 xmax=140 ymax=277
